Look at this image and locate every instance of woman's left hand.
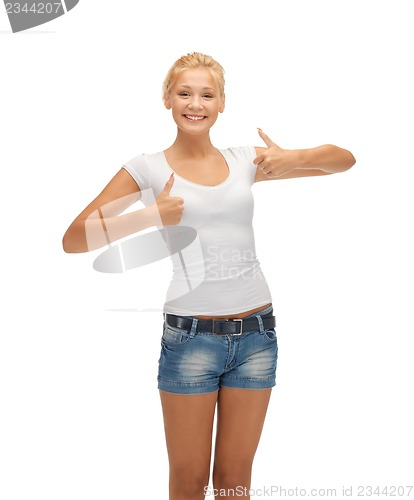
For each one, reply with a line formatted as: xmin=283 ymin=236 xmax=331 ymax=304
xmin=253 ymin=128 xmax=299 ymax=178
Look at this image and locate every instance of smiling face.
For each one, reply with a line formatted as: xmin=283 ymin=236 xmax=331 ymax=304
xmin=165 ymin=68 xmax=225 ymax=136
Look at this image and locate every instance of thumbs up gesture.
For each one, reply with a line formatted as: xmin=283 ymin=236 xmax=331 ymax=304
xmin=253 ymin=128 xmax=297 ymax=178
xmin=151 ymin=173 xmax=184 ymax=226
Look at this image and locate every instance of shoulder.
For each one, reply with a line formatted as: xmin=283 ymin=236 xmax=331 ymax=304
xmin=221 ymin=146 xmax=257 ymax=163
xmin=123 ymin=153 xmax=147 ymax=170
xmin=123 ymin=150 xmax=162 ymax=165
xmin=122 ymin=152 xmax=160 ymax=191
xmin=123 ymin=150 xmax=166 ymax=172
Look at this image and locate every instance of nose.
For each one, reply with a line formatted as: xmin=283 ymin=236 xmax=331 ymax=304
xmin=188 ymin=95 xmax=203 ymax=111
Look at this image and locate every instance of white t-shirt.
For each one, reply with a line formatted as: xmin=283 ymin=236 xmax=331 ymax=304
xmin=122 ymin=146 xmax=272 ymax=316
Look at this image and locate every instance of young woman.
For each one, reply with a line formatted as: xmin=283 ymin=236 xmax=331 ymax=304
xmin=63 ymin=52 xmax=355 ymax=499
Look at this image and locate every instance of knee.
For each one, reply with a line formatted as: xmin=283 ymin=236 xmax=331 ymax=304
xmin=212 ymin=460 xmax=252 ymax=489
xmin=169 ymin=464 xmax=209 ymax=497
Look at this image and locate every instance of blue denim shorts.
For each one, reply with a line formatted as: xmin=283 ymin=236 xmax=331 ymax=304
xmin=157 ymin=304 xmax=278 ymax=395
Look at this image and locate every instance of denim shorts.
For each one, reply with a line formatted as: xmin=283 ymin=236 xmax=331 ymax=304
xmin=157 ymin=304 xmax=278 ymax=395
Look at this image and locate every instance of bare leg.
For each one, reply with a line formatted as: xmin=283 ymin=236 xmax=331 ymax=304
xmin=212 ymin=387 xmax=272 ymax=499
xmin=159 ymin=389 xmax=219 ymax=500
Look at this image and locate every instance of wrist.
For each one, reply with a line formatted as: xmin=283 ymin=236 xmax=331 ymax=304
xmin=294 ymin=148 xmax=308 ymax=169
xmin=143 ymin=204 xmax=162 ymax=229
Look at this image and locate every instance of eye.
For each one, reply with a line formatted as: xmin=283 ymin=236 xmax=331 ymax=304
xmin=178 ymin=92 xmax=190 ymax=97
xmin=203 ymin=94 xmax=213 ymax=99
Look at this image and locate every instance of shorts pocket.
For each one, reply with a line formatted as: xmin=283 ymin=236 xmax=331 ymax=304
xmin=162 ymin=322 xmax=193 ymax=346
xmin=263 ymin=328 xmax=278 ymax=342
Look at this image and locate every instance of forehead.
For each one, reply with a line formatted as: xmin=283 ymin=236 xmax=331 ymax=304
xmin=174 ymin=68 xmax=218 ymax=91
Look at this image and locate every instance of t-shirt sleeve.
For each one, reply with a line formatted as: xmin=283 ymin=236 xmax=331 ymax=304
xmin=229 ymin=146 xmax=257 ymax=186
xmin=245 ymin=145 xmax=257 ymax=185
xmin=122 ymin=154 xmax=150 ymax=191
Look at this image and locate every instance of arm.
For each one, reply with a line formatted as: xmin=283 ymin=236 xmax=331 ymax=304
xmin=63 ymin=169 xmax=183 ymax=253
xmin=253 ymin=129 xmax=356 ymax=182
xmin=62 ymin=168 xmax=154 ymax=253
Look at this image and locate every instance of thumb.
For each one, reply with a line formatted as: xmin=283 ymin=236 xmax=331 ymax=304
xmin=257 ymin=128 xmax=279 ymax=149
xmin=162 ymin=173 xmax=174 ymax=195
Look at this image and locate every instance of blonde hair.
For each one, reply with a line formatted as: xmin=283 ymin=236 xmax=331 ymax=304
xmin=162 ymin=52 xmax=225 ymax=105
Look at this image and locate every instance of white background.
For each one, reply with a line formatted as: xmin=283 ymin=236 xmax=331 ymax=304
xmin=1 ymin=0 xmax=413 ymax=498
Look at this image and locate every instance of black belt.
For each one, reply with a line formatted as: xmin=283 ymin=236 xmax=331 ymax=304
xmin=164 ymin=312 xmax=276 ymax=336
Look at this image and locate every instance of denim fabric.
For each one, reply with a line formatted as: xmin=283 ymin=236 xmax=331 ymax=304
xmin=157 ymin=304 xmax=278 ymax=394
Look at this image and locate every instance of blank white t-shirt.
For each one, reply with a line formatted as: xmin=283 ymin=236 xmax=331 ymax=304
xmin=122 ymin=146 xmax=272 ymax=316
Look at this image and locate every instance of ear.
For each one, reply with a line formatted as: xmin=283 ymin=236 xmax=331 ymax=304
xmin=219 ymin=93 xmax=225 ymax=113
xmin=164 ymin=93 xmax=172 ymax=110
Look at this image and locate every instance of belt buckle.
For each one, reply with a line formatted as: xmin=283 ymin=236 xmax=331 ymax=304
xmin=231 ymin=318 xmax=243 ymax=335
xmin=212 ymin=318 xmax=243 ymax=335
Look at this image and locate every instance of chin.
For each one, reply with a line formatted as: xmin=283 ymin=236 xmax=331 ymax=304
xmin=175 ymin=118 xmax=218 ymax=135
xmin=178 ymin=127 xmax=212 ymax=136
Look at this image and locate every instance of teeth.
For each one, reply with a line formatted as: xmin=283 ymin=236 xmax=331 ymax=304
xmin=185 ymin=115 xmax=205 ymax=121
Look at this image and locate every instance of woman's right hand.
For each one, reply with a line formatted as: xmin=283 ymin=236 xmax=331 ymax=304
xmin=150 ymin=173 xmax=184 ymax=225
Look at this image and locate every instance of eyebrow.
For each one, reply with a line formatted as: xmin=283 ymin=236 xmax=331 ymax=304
xmin=178 ymin=85 xmax=216 ymax=91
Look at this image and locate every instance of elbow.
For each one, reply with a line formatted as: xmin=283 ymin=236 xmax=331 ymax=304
xmin=62 ymin=227 xmax=84 ymax=253
xmin=62 ymin=231 xmax=74 ymax=253
xmin=346 ymin=150 xmax=356 ymax=170
xmin=333 ymin=146 xmax=356 ymax=172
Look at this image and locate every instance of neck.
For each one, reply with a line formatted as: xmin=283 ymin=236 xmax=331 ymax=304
xmin=167 ymin=129 xmax=216 ymax=157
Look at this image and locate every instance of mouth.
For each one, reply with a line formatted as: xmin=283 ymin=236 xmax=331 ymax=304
xmin=183 ymin=114 xmax=207 ymax=122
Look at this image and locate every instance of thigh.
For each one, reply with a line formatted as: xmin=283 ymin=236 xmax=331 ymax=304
xmin=213 ymin=387 xmax=272 ymax=469
xmin=159 ymin=390 xmax=219 ymax=473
